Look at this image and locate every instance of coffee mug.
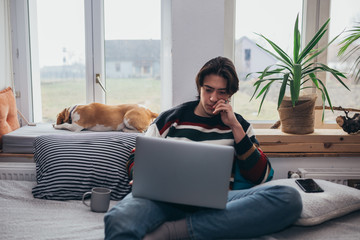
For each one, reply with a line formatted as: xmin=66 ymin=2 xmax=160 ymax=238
xmin=82 ymin=187 xmax=111 ymax=213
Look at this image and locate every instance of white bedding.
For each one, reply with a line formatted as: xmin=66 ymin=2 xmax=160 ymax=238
xmin=0 ymin=180 xmax=116 ymax=240
xmin=1 ymin=180 xmax=360 ymax=240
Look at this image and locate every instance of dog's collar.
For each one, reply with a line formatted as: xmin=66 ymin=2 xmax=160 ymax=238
xmin=68 ymin=105 xmax=78 ymax=124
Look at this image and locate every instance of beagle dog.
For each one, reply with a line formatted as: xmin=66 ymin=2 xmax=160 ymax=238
xmin=54 ymin=103 xmax=158 ymax=133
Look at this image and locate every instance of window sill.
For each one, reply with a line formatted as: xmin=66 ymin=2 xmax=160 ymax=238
xmin=255 ymin=128 xmax=360 ymax=157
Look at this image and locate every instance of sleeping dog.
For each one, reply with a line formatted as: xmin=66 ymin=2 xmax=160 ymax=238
xmin=54 ymin=103 xmax=158 ymax=133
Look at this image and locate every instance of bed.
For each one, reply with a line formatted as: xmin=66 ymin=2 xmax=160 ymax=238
xmin=1 ymin=179 xmax=360 ymax=240
xmin=1 ymin=131 xmax=360 ymax=239
xmin=0 ymin=180 xmax=115 ymax=240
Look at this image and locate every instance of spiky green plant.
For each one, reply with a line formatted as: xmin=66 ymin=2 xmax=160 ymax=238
xmin=249 ymin=14 xmax=350 ymax=120
xmin=338 ymin=22 xmax=360 ymax=83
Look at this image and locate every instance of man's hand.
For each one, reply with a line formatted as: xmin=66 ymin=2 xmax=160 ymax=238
xmin=212 ymin=99 xmax=246 ymax=143
xmin=212 ymin=99 xmax=237 ymax=128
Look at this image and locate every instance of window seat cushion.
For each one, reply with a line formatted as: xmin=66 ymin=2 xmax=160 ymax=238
xmin=2 ymin=123 xmax=111 ymax=154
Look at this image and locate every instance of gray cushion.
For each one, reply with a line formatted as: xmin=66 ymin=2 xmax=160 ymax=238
xmin=261 ymin=178 xmax=360 ymax=226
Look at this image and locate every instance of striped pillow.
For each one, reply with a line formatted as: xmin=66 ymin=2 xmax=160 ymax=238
xmin=32 ymin=132 xmax=139 ymax=200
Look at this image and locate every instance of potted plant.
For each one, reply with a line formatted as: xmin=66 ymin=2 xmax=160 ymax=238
xmin=338 ymin=21 xmax=360 ymax=83
xmin=249 ymin=14 xmax=350 ymax=134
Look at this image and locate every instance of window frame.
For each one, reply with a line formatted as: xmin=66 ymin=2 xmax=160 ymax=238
xmin=11 ymin=0 xmax=339 ymax=130
xmin=10 ymin=0 xmax=33 ymax=123
xmin=248 ymin=0 xmax=339 ymax=130
xmin=11 ymin=0 xmax=106 ymax=123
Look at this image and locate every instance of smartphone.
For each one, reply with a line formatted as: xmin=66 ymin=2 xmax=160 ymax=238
xmin=295 ymin=179 xmax=324 ymax=193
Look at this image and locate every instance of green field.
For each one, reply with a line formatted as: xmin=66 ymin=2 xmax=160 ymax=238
xmin=41 ymin=78 xmax=161 ymax=123
xmin=41 ymin=77 xmax=279 ymax=123
xmin=41 ymin=77 xmax=358 ymax=123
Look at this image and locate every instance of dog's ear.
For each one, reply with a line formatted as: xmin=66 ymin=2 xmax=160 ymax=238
xmin=56 ymin=108 xmax=70 ymax=125
xmin=63 ymin=107 xmax=71 ymax=123
xmin=149 ymin=110 xmax=159 ymax=120
xmin=56 ymin=109 xmax=66 ymax=125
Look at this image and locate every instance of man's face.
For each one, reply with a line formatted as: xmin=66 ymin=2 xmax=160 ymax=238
xmin=195 ymin=74 xmax=230 ymax=117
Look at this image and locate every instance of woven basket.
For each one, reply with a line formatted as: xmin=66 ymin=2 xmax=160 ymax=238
xmin=278 ymin=95 xmax=317 ymax=134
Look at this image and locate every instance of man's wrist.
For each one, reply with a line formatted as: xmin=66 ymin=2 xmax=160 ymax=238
xmin=231 ymin=123 xmax=246 ymax=143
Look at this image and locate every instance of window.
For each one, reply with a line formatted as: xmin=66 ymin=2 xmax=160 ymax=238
xmin=29 ymin=0 xmax=86 ymax=122
xmin=234 ymin=0 xmax=303 ymax=122
xmin=104 ymin=0 xmax=161 ymax=113
xmin=25 ymin=0 xmax=161 ymax=123
xmin=324 ymin=0 xmax=360 ymax=122
xmin=12 ymin=0 xmax=354 ymax=131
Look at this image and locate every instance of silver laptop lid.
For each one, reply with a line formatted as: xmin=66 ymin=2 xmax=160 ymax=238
xmin=132 ymin=136 xmax=234 ymax=209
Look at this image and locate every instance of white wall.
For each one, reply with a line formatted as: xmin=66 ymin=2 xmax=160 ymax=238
xmin=161 ymin=0 xmax=235 ymax=110
xmin=0 ymin=0 xmax=12 ymax=90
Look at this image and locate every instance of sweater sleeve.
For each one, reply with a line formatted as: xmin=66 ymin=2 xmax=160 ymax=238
xmin=233 ymin=133 xmax=273 ymax=185
xmin=126 ymin=124 xmax=160 ymax=180
xmin=126 ymin=148 xmax=136 ymax=180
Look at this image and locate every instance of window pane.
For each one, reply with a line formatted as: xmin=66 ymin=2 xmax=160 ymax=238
xmin=325 ymin=0 xmax=360 ymax=122
xmin=31 ymin=0 xmax=86 ymax=123
xmin=104 ymin=0 xmax=161 ymax=113
xmin=234 ymin=0 xmax=302 ymax=122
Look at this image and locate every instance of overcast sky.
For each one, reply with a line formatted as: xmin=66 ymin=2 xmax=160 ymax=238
xmin=34 ymin=0 xmax=359 ymax=67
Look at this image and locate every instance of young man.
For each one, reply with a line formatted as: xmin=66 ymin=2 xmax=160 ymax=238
xmin=104 ymin=57 xmax=302 ymax=240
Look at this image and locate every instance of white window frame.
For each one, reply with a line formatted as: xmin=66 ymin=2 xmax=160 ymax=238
xmin=251 ymin=0 xmax=337 ymax=130
xmin=85 ymin=0 xmax=105 ymax=104
xmin=10 ymin=0 xmax=106 ymax=123
xmin=302 ymin=0 xmax=338 ymax=130
xmin=10 ymin=0 xmax=33 ymax=123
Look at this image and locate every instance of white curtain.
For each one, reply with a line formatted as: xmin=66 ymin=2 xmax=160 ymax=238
xmin=0 ymin=0 xmax=13 ymax=91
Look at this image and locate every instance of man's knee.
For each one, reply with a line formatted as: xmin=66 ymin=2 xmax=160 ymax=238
xmin=274 ymin=185 xmax=303 ymax=219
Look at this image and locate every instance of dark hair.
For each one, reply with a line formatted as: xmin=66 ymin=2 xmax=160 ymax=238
xmin=195 ymin=56 xmax=239 ymax=97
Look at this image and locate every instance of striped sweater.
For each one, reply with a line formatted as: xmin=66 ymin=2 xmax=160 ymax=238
xmin=126 ymin=100 xmax=273 ymax=190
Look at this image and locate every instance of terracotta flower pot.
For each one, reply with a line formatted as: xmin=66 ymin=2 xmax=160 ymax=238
xmin=278 ymin=95 xmax=317 ymax=134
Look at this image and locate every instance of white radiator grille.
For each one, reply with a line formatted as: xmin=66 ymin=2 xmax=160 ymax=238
xmin=0 ymin=162 xmax=36 ymax=181
xmin=298 ymin=168 xmax=360 ymax=189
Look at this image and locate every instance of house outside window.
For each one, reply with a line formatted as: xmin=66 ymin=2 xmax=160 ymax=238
xmin=115 ymin=63 xmax=121 ymax=72
xmin=244 ymin=49 xmax=251 ymax=61
xmin=234 ymin=0 xmax=302 ymax=122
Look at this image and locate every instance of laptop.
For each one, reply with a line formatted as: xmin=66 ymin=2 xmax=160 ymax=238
xmin=132 ymin=136 xmax=234 ymax=209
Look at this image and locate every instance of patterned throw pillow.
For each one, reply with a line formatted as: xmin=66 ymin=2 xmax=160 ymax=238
xmin=0 ymin=87 xmax=20 ymax=148
xmin=32 ymin=132 xmax=140 ymax=200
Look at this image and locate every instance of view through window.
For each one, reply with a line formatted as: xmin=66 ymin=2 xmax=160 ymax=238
xmin=234 ymin=0 xmax=303 ymax=122
xmin=31 ymin=0 xmax=86 ymax=122
xmin=104 ymin=0 xmax=161 ymax=114
xmin=30 ymin=0 xmax=161 ymax=123
xmin=324 ymin=0 xmax=360 ymax=122
xmin=234 ymin=0 xmax=302 ymax=122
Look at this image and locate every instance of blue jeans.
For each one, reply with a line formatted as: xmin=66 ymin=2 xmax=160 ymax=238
xmin=104 ymin=185 xmax=302 ymax=240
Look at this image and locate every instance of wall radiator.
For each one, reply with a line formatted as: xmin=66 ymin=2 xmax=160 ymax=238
xmin=0 ymin=162 xmax=36 ymax=181
xmin=298 ymin=168 xmax=360 ymax=189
